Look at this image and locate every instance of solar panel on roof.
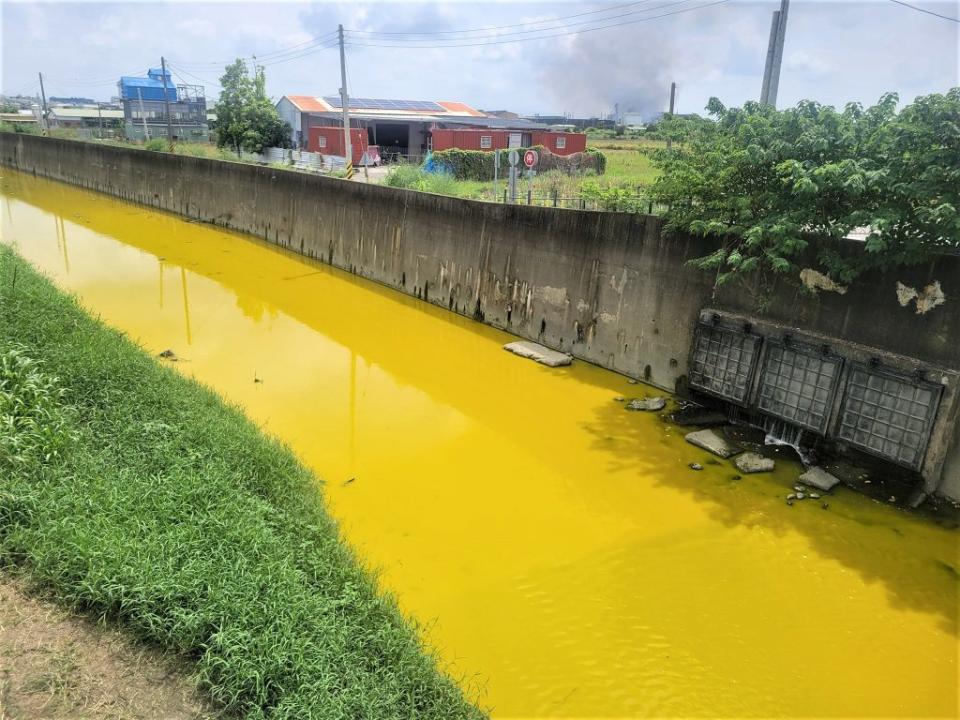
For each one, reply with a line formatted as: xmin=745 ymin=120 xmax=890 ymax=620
xmin=320 ymin=96 xmax=447 ymax=112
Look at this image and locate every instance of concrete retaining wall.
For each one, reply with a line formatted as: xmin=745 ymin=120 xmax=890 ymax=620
xmin=2 ymin=133 xmax=958 ymax=496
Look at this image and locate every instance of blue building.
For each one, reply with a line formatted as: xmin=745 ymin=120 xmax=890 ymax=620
xmin=118 ymin=68 xmax=208 ymax=142
xmin=118 ymin=68 xmax=178 ymax=103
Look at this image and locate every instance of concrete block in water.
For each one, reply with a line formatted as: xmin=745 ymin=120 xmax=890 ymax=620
xmin=734 ymin=452 xmax=775 ymax=473
xmin=503 ymin=341 xmax=572 ymax=368
xmin=799 ymin=467 xmax=841 ymax=491
xmin=626 ymin=397 xmax=666 ymax=411
xmin=685 ymin=429 xmax=741 ymax=459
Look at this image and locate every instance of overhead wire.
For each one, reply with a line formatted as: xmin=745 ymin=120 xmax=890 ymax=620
xmin=346 ymin=0 xmax=709 ymax=46
xmin=887 ymin=0 xmax=959 ymax=22
xmin=347 ymin=0 xmax=670 ymax=36
xmin=345 ymin=0 xmax=733 ymax=49
xmin=173 ymin=29 xmax=339 ymax=69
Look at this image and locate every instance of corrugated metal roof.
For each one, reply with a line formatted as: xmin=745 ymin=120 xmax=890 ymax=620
xmin=280 ymin=95 xmax=484 ymax=118
xmin=436 ymin=101 xmax=486 ymax=117
xmin=434 ymin=116 xmax=547 ymax=130
xmin=49 ymin=108 xmax=124 ymax=119
xmin=283 ymin=95 xmax=331 ymax=112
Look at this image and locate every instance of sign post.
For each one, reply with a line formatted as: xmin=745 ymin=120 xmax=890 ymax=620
xmin=523 ymin=150 xmax=538 ymax=205
xmin=508 ymin=149 xmax=519 ymax=203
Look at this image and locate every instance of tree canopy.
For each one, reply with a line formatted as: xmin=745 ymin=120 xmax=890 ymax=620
xmin=213 ymin=60 xmax=291 ymax=154
xmin=649 ymin=89 xmax=960 ymax=285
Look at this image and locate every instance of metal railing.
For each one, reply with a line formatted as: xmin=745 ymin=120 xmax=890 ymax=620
xmin=489 ymin=189 xmax=666 ymax=214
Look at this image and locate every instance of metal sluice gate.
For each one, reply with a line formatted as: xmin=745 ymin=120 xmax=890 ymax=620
xmin=687 ymin=319 xmax=943 ymax=471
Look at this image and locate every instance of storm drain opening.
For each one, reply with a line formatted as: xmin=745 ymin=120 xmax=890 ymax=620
xmin=688 ymin=321 xmax=762 ymax=405
xmin=836 ymin=364 xmax=943 ymax=470
xmin=756 ymin=340 xmax=844 ymax=434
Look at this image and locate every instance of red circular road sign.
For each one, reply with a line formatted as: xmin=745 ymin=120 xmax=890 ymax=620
xmin=523 ymin=150 xmax=538 ymax=168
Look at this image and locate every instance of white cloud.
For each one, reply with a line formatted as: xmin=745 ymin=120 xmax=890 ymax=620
xmin=2 ymin=0 xmax=957 ymax=114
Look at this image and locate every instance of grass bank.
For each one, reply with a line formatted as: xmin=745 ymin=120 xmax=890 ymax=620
xmin=0 ymin=247 xmax=483 ymax=719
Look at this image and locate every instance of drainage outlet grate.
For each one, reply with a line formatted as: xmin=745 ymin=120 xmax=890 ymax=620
xmin=688 ymin=322 xmax=762 ymax=405
xmin=756 ymin=341 xmax=843 ymax=434
xmin=837 ymin=365 xmax=943 ymax=470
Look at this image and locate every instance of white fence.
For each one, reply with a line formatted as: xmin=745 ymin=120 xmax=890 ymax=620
xmin=255 ymin=147 xmax=344 ymax=173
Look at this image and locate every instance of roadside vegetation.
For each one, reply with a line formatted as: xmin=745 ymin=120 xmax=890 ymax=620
xmin=0 ymin=120 xmax=41 ymax=135
xmin=0 ymin=248 xmax=483 ymax=719
xmin=649 ymin=89 xmax=960 ymax=285
xmin=382 ymin=139 xmax=661 ymax=211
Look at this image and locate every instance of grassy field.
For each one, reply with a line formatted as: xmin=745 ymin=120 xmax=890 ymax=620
xmin=0 ymin=247 xmax=483 ymax=719
xmin=381 ymin=134 xmax=663 ymax=208
xmin=586 ymin=136 xmax=663 ymax=185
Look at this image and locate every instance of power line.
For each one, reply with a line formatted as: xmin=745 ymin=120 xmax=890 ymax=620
xmin=888 ymin=0 xmax=959 ymax=22
xmin=169 ymin=37 xmax=338 ymax=88
xmin=345 ymin=0 xmax=733 ymax=49
xmin=166 ymin=62 xmax=222 ymax=87
xmin=347 ymin=0 xmax=669 ymax=36
xmin=174 ymin=30 xmax=339 ymax=69
xmin=347 ymin=0 xmax=708 ymax=45
xmin=44 ymin=69 xmax=151 ymax=87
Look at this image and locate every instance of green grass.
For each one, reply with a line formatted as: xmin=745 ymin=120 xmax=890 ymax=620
xmin=0 ymin=248 xmax=483 ymax=720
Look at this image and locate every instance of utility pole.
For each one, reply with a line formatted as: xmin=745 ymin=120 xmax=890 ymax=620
xmin=38 ymin=72 xmax=49 ymax=134
xmin=136 ymin=87 xmax=150 ymax=141
xmin=97 ymin=102 xmax=103 ymax=140
xmin=760 ymin=10 xmax=780 ymax=104
xmin=160 ymin=56 xmax=174 ymax=148
xmin=666 ymin=81 xmax=676 ymax=150
xmin=760 ymin=0 xmax=790 ymax=107
xmin=337 ymin=24 xmax=354 ymax=180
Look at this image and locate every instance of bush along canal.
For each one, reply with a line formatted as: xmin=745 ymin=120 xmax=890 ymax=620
xmin=2 ymin=169 xmax=958 ymax=718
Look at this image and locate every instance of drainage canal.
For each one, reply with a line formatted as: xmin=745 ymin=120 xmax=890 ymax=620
xmin=2 ymin=170 xmax=957 ymax=719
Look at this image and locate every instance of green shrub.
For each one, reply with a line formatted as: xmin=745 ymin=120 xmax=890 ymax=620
xmin=144 ymin=138 xmax=168 ymax=152
xmin=0 ymin=345 xmax=76 ymax=473
xmin=383 ymin=163 xmax=426 ymax=188
xmin=430 ymin=146 xmax=606 ymax=181
xmin=383 ymin=164 xmax=461 ymax=195
xmin=580 ymin=178 xmax=647 ymax=212
xmin=0 ymin=121 xmax=41 ymax=135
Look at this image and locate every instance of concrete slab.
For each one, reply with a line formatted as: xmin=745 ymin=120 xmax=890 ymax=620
xmin=798 ymin=466 xmax=841 ymax=491
xmin=503 ymin=341 xmax=572 ymax=368
xmin=734 ymin=452 xmax=775 ymax=474
xmin=625 ymin=397 xmax=666 ymax=411
xmin=684 ymin=429 xmax=741 ymax=459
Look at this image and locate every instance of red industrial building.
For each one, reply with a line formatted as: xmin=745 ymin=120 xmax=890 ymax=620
xmin=308 ymin=127 xmax=369 ymax=165
xmin=277 ymin=95 xmax=588 ymax=162
xmin=430 ymin=128 xmax=586 ymax=156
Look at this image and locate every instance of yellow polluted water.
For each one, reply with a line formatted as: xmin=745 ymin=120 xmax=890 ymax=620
xmin=2 ymin=169 xmax=958 ymax=719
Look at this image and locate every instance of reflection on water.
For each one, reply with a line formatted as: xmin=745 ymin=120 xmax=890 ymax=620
xmin=1 ymin=169 xmax=957 ymax=719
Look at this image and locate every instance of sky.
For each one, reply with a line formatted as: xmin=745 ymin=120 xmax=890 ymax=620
xmin=1 ymin=0 xmax=957 ymax=117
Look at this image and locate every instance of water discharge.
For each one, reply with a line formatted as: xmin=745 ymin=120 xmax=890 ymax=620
xmin=2 ymin=170 xmax=957 ymax=719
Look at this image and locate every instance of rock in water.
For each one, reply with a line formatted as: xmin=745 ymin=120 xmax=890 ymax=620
xmin=684 ymin=429 xmax=741 ymax=459
xmin=798 ymin=467 xmax=841 ymax=492
xmin=689 ymin=462 xmax=703 ymax=471
xmin=670 ymin=406 xmax=728 ymax=427
xmin=625 ymin=397 xmax=666 ymax=412
xmin=502 ymin=341 xmax=572 ymax=367
xmin=733 ymin=452 xmax=775 ymax=474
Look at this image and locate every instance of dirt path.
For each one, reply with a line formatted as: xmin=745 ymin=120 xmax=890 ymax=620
xmin=0 ymin=575 xmax=216 ymax=719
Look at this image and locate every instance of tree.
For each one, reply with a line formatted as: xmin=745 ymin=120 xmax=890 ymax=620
xmin=648 ymin=89 xmax=960 ymax=285
xmin=214 ymin=60 xmax=291 ymax=155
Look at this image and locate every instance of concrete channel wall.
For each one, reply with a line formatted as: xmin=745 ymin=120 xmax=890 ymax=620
xmin=2 ymin=133 xmax=958 ymax=498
